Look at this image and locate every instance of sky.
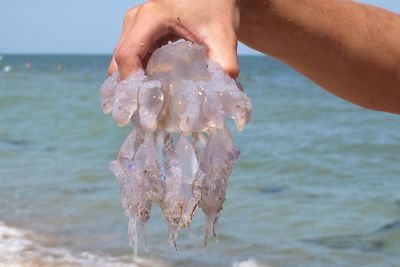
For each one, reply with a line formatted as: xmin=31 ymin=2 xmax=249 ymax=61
xmin=0 ymin=0 xmax=398 ymax=55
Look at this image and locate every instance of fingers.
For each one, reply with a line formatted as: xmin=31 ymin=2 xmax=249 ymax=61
xmin=205 ymin=27 xmax=239 ymax=79
xmin=107 ymin=56 xmax=118 ymax=76
xmin=114 ymin=3 xmax=170 ymax=80
xmin=118 ymin=7 xmax=139 ymax=48
xmin=112 ymin=2 xmax=240 ymax=80
xmin=107 ymin=7 xmax=139 ymax=76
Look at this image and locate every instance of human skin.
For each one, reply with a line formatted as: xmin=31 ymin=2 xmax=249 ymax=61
xmin=110 ymin=0 xmax=240 ymax=79
xmin=109 ymin=0 xmax=400 ymax=114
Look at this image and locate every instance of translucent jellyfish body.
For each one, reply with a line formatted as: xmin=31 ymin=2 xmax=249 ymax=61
xmin=100 ymin=40 xmax=252 ymax=254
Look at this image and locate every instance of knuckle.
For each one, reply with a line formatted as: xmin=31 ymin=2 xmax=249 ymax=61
xmin=138 ymin=2 xmax=164 ymax=20
xmin=124 ymin=8 xmax=137 ymax=21
xmin=114 ymin=45 xmax=131 ymax=65
xmin=137 ymin=2 xmax=169 ymax=28
xmin=138 ymin=2 xmax=155 ymax=14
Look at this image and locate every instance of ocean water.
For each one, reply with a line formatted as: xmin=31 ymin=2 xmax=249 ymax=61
xmin=0 ymin=55 xmax=399 ymax=267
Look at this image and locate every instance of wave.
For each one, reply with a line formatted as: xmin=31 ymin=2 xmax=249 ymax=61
xmin=0 ymin=220 xmax=163 ymax=267
xmin=232 ymin=259 xmax=271 ymax=267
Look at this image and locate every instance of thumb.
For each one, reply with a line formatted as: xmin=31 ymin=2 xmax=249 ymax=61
xmin=205 ymin=29 xmax=239 ymax=79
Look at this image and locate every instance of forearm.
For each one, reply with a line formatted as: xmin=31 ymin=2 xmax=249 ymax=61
xmin=239 ymin=0 xmax=400 ymax=113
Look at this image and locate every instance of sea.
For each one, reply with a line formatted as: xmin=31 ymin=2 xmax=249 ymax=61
xmin=0 ymin=55 xmax=399 ymax=267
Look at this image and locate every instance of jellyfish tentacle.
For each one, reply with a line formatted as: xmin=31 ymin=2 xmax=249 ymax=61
xmin=100 ymin=71 xmax=120 ymax=114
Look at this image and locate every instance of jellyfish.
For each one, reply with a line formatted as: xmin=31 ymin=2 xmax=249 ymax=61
xmin=100 ymin=40 xmax=252 ymax=253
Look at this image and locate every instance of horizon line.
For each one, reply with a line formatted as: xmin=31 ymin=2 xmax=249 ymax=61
xmin=0 ymin=52 xmax=262 ymax=57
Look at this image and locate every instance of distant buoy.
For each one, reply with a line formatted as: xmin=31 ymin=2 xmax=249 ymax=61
xmin=25 ymin=62 xmax=32 ymax=70
xmin=3 ymin=66 xmax=11 ymax=72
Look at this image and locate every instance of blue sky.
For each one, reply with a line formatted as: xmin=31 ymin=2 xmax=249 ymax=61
xmin=0 ymin=0 xmax=398 ymax=55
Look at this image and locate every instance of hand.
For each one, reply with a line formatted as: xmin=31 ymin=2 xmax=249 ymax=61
xmin=108 ymin=0 xmax=240 ymax=80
